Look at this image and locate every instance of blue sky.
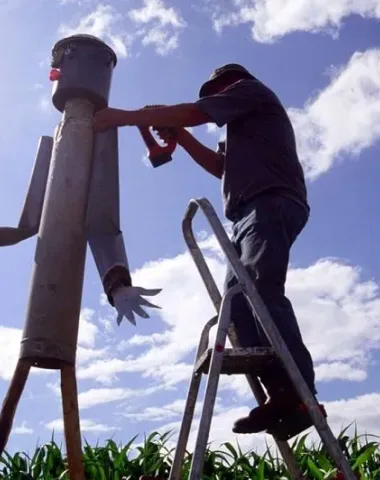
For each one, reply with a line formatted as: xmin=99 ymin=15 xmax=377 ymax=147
xmin=0 ymin=0 xmax=380 ymax=459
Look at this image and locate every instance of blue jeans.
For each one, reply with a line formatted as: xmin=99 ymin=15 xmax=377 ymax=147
xmin=224 ymin=194 xmax=316 ymax=395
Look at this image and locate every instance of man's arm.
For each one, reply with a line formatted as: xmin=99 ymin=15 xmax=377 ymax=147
xmin=94 ymin=103 xmax=212 ymax=131
xmin=177 ymin=128 xmax=224 ymax=179
xmin=93 ymin=103 xmax=224 ymax=178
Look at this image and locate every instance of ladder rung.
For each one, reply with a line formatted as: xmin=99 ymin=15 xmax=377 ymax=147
xmin=194 ymin=347 xmax=275 ymax=375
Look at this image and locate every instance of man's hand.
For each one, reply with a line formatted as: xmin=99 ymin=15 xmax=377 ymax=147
xmin=141 ymin=104 xmax=179 ymax=144
xmin=112 ymin=285 xmax=162 ymax=326
xmin=93 ymin=108 xmax=127 ymax=132
xmin=153 ymin=126 xmax=181 ymax=144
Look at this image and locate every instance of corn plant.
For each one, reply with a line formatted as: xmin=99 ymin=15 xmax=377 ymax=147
xmin=0 ymin=426 xmax=379 ymax=479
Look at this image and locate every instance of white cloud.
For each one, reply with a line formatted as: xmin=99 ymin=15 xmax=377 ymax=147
xmin=205 ymin=123 xmax=226 ymax=143
xmin=206 ymin=123 xmax=219 ymax=135
xmin=37 ymin=96 xmax=52 ymax=114
xmin=129 ymin=0 xmax=187 ymax=56
xmin=140 ymin=27 xmax=180 ymax=56
xmin=129 ymin=0 xmax=185 ymax=28
xmin=59 ymin=4 xmax=131 ymax=58
xmin=13 ymin=421 xmax=33 ymax=435
xmin=286 ymin=259 xmax=380 ymax=377
xmin=46 ymin=418 xmax=120 ymax=433
xmin=77 ymin=345 xmax=108 ymax=365
xmin=118 ymin=331 xmax=172 ymax=350
xmin=74 ymin=229 xmax=380 ymax=396
xmin=123 ymin=396 xmax=225 ymax=422
xmin=0 ymin=308 xmax=101 ymax=380
xmin=131 ymin=246 xmax=380 ymax=390
xmin=289 ymin=48 xmax=380 ymax=179
xmin=315 ymin=361 xmax=367 ymax=382
xmin=0 ymin=326 xmax=22 ymax=380
xmin=78 ymin=385 xmax=161 ymax=409
xmin=78 ymin=308 xmax=99 ymax=347
xmin=77 ymin=357 xmax=130 ymax=384
xmin=211 ymin=0 xmax=380 ymax=43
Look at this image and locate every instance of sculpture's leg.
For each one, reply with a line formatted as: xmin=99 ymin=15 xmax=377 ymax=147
xmin=61 ymin=364 xmax=85 ymax=480
xmin=0 ymin=358 xmax=31 ymax=454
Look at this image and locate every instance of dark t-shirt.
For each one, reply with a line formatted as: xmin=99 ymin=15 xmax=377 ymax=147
xmin=196 ymin=78 xmax=309 ymax=221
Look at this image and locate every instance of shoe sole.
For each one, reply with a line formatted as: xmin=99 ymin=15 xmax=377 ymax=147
xmin=267 ymin=403 xmax=327 ymax=441
xmin=232 ymin=403 xmax=326 ymax=438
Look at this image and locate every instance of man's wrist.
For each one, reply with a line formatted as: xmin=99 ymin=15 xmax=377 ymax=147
xmin=177 ymin=128 xmax=192 ymax=146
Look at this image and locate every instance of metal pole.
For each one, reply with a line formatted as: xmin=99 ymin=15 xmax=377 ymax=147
xmin=0 ymin=359 xmax=31 ymax=454
xmin=61 ymin=364 xmax=85 ymax=480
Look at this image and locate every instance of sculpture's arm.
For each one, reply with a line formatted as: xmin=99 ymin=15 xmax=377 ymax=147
xmin=0 ymin=136 xmax=53 ymax=247
xmin=86 ymin=127 xmax=131 ymax=304
xmin=86 ymin=128 xmax=161 ymax=326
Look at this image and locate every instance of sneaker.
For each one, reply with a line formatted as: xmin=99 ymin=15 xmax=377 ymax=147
xmin=268 ymin=402 xmax=327 ymax=440
xmin=232 ymin=396 xmax=300 ymax=434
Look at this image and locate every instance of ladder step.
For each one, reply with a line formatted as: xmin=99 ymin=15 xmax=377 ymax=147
xmin=194 ymin=347 xmax=276 ymax=375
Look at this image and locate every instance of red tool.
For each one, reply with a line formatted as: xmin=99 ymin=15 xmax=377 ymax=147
xmin=138 ymin=127 xmax=177 ymax=168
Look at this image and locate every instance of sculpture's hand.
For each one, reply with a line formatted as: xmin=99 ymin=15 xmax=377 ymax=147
xmin=111 ymin=285 xmax=162 ymax=326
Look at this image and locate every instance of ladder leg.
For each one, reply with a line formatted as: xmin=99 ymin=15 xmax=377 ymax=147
xmin=189 ymin=284 xmax=240 ymax=480
xmin=182 ymin=198 xmax=354 ymax=479
xmin=169 ymin=316 xmax=218 ymax=480
xmin=169 ymin=372 xmax=202 ymax=480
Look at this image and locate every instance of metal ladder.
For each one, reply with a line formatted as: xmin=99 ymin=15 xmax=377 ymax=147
xmin=168 ymin=197 xmax=356 ymax=480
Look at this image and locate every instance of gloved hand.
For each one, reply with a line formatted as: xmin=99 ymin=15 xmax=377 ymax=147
xmin=111 ymin=285 xmax=162 ymax=326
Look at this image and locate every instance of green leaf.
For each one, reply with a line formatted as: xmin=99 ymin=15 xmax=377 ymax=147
xmin=352 ymin=443 xmax=378 ymax=470
xmin=307 ymin=458 xmax=324 ymax=479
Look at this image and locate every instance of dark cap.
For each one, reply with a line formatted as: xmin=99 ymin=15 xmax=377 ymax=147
xmin=199 ymin=63 xmax=254 ymax=98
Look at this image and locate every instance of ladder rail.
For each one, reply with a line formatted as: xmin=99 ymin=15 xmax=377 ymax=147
xmin=169 ymin=316 xmax=218 ymax=480
xmin=182 ymin=197 xmax=356 ymax=480
xmin=189 ymin=284 xmax=241 ymax=480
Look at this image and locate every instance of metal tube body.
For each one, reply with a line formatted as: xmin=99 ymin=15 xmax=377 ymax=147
xmin=20 ymin=99 xmax=95 ymax=368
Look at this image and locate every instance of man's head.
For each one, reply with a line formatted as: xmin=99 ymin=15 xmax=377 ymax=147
xmin=199 ymin=63 xmax=255 ymax=98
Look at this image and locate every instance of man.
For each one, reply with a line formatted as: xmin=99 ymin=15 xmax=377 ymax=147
xmin=93 ymin=64 xmax=317 ymax=435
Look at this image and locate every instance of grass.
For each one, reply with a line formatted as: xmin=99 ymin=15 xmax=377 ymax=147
xmin=0 ymin=426 xmax=379 ymax=479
